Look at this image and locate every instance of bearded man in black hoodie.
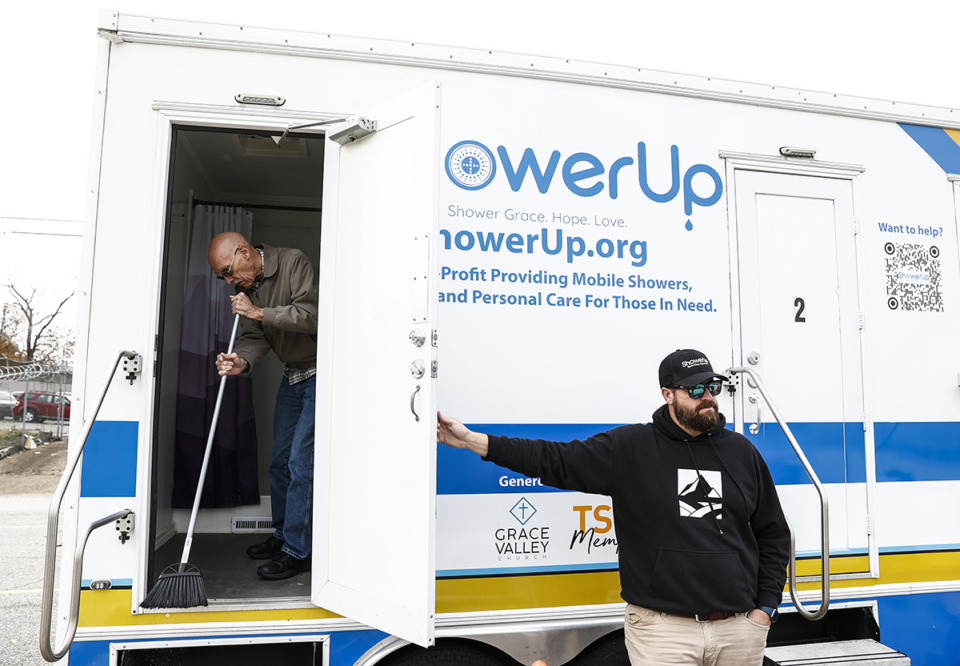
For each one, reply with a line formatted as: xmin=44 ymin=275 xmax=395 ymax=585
xmin=437 ymin=349 xmax=790 ymax=666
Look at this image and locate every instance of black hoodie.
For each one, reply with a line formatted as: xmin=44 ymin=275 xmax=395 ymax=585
xmin=484 ymin=405 xmax=790 ymax=614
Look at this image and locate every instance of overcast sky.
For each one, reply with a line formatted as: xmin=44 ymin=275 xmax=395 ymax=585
xmin=1 ymin=0 xmax=958 ymax=313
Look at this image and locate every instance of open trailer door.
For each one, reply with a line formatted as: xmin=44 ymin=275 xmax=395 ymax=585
xmin=313 ymin=82 xmax=440 ymax=647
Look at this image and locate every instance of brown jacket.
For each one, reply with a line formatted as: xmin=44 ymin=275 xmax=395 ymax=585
xmin=234 ymin=244 xmax=318 ymax=371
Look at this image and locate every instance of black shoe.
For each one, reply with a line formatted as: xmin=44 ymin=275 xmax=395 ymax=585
xmin=246 ymin=535 xmax=284 ymax=560
xmin=257 ymin=552 xmax=310 ymax=580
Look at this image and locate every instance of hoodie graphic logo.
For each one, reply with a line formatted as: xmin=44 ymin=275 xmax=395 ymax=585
xmin=678 ymin=469 xmax=722 ymax=520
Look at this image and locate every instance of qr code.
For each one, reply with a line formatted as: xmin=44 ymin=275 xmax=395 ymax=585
xmin=884 ymin=242 xmax=942 ymax=312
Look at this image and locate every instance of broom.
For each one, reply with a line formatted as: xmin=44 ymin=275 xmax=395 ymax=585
xmin=141 ymin=313 xmax=241 ymax=609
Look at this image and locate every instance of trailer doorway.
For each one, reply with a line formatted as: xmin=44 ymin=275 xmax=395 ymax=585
xmin=726 ymin=156 xmax=878 ymax=579
xmin=150 ymin=126 xmax=324 ymax=604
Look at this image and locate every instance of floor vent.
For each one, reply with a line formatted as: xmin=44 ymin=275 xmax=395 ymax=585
xmin=231 ymin=517 xmax=273 ymax=533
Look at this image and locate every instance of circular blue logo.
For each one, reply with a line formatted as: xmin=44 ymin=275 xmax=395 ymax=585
xmin=445 ymin=140 xmax=496 ymax=190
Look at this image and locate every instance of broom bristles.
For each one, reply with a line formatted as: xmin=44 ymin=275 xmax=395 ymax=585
xmin=140 ymin=563 xmax=208 ymax=609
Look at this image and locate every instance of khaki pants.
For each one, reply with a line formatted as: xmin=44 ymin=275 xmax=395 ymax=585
xmin=624 ymin=604 xmax=769 ymax=666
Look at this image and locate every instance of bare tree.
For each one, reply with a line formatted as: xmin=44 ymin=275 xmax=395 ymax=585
xmin=0 ymin=302 xmax=25 ymax=362
xmin=31 ymin=325 xmax=75 ymax=366
xmin=4 ymin=285 xmax=75 ymax=362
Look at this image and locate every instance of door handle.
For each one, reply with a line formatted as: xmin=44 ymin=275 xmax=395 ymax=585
xmin=410 ymin=384 xmax=421 ymax=422
xmin=749 ymin=393 xmax=763 ymax=435
xmin=409 ymin=329 xmax=426 ymax=347
xmin=410 ymin=359 xmax=426 ymax=379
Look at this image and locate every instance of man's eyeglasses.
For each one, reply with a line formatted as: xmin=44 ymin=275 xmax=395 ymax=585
xmin=216 ymin=247 xmax=240 ymax=280
xmin=673 ymin=381 xmax=723 ymax=399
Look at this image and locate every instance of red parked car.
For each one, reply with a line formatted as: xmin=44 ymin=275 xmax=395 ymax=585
xmin=12 ymin=392 xmax=71 ymax=423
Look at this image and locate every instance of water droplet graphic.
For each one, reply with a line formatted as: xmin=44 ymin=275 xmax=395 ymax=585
xmin=685 ymin=219 xmax=693 ymax=231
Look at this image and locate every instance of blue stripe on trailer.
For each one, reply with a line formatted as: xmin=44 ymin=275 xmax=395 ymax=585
xmin=81 ymin=578 xmax=132 ymax=588
xmin=898 ymin=123 xmax=960 ymax=174
xmin=439 ymin=561 xmax=619 ymax=577
xmin=879 ymin=543 xmax=960 ymax=554
xmin=67 ymin=641 xmax=108 ymax=666
xmin=438 ymin=422 xmax=875 ymax=494
xmin=79 ymin=420 xmax=138 ymax=497
xmin=876 ymin=591 xmax=960 ymax=663
xmin=875 ymin=421 xmax=960 ymax=482
xmin=437 ymin=424 xmax=619 ymax=495
xmin=438 ymin=421 xmax=960 ymax=490
xmin=746 ymin=421 xmax=866 ymax=486
xmin=330 ymin=628 xmax=391 ymax=663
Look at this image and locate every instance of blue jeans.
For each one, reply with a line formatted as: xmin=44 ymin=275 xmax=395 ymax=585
xmin=269 ymin=375 xmax=315 ymax=559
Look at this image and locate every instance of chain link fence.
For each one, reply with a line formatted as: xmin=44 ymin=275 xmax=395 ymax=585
xmin=0 ymin=360 xmax=73 ymax=452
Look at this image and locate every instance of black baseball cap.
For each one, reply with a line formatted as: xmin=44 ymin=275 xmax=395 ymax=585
xmin=659 ymin=349 xmax=727 ymax=388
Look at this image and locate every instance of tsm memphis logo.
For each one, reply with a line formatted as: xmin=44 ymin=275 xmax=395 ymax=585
xmin=446 ymin=140 xmax=497 ymax=190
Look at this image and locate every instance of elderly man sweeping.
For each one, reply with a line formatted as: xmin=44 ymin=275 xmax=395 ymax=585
xmin=208 ymin=231 xmax=319 ymax=580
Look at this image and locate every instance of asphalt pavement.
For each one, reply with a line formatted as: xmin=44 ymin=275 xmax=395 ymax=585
xmin=0 ymin=428 xmax=67 ymax=666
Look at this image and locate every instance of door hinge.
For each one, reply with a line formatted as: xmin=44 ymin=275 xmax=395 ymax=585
xmin=329 ymin=117 xmax=377 ymax=145
xmin=116 ymin=513 xmax=135 ymax=544
xmin=858 ymin=312 xmax=865 ymax=330
xmin=432 ymin=329 xmax=438 ymax=347
xmin=853 ymin=217 xmax=861 ymax=235
xmin=123 ymin=354 xmax=142 ymax=384
xmin=865 ymin=515 xmax=874 ymax=536
xmin=431 ymin=360 xmax=438 ymax=379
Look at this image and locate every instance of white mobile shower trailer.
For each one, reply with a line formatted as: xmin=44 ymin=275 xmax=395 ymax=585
xmin=42 ymin=9 xmax=960 ymax=665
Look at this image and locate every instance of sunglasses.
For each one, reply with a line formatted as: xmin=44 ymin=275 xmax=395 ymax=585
xmin=673 ymin=381 xmax=723 ymax=399
xmin=215 ymin=247 xmax=240 ymax=280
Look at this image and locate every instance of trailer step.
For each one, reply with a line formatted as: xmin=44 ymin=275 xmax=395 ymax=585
xmin=765 ymin=639 xmax=909 ymax=665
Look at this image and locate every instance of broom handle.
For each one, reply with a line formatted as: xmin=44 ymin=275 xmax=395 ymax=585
xmin=179 ymin=313 xmax=242 ymax=569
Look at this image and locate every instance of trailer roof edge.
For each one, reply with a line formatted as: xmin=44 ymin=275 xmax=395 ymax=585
xmin=99 ymin=12 xmax=960 ymax=131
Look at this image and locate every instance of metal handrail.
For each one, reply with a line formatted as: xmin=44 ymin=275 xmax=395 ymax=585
xmin=727 ymin=366 xmax=830 ymax=620
xmin=40 ymin=350 xmax=138 ymax=662
xmin=41 ymin=509 xmax=133 ymax=662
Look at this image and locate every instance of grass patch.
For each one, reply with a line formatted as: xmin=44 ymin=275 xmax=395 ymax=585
xmin=0 ymin=429 xmax=24 ymax=446
xmin=0 ymin=428 xmax=57 ymax=446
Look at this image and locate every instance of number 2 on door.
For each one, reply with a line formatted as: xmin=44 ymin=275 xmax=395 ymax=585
xmin=794 ymin=297 xmax=806 ymax=322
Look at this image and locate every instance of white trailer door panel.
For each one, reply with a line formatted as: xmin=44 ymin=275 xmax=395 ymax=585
xmin=314 ymin=82 xmax=439 ymax=647
xmin=734 ymin=169 xmax=872 ymax=570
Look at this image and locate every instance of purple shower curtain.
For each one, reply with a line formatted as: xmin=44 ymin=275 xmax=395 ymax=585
xmin=172 ymin=204 xmax=260 ymax=508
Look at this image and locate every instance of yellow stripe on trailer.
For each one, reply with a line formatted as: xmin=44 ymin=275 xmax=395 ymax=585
xmin=78 ymin=590 xmax=341 ymax=627
xmin=81 ymin=552 xmax=959 ymax=628
xmin=438 ymin=571 xmax=622 ymax=613
xmin=795 ymin=551 xmax=960 ymax=590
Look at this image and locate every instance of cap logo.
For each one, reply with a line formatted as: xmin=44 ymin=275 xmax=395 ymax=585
xmin=681 ymin=358 xmax=709 ymax=369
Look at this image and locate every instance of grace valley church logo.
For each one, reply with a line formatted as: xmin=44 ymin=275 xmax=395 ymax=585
xmin=494 ymin=497 xmax=549 ymax=562
xmin=510 ymin=497 xmax=537 ymax=525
